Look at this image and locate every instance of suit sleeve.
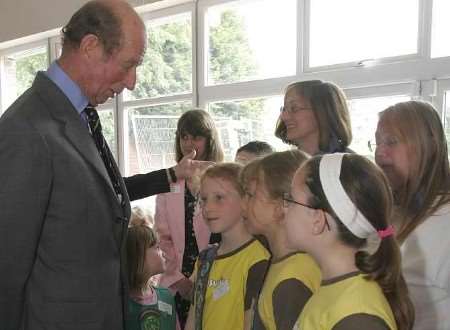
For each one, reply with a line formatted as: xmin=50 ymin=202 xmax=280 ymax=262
xmin=0 ymin=130 xmax=52 ymax=329
xmin=123 ymin=169 xmax=170 ymax=201
xmin=154 ymin=194 xmax=185 ymax=290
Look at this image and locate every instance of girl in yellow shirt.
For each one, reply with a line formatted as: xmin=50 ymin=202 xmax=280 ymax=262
xmin=240 ymin=149 xmax=321 ymax=330
xmin=285 ymin=153 xmax=415 ymax=330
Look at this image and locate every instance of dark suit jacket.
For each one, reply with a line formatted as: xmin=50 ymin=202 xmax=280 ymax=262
xmin=0 ymin=73 xmax=131 ymax=330
xmin=124 ymin=169 xmax=170 ymax=201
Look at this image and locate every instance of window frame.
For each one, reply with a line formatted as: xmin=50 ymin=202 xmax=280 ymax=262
xmin=0 ymin=39 xmax=50 ymax=112
xmin=118 ymin=2 xmax=197 ymax=174
xmin=302 ymin=0 xmax=431 ymax=72
xmin=2 ymin=0 xmax=450 ymax=172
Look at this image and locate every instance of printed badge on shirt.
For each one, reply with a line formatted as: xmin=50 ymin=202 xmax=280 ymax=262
xmin=158 ymin=300 xmax=173 ymax=315
xmin=208 ymin=278 xmax=230 ymax=300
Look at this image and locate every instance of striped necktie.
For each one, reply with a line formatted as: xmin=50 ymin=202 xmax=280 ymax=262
xmin=84 ymin=105 xmax=125 ymax=206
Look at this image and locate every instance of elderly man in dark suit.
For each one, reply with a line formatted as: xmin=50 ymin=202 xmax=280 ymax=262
xmin=0 ymin=1 xmax=208 ymax=329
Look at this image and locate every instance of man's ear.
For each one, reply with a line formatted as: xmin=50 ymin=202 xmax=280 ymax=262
xmin=79 ymin=34 xmax=102 ymax=60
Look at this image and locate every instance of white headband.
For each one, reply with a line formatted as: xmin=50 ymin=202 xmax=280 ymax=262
xmin=319 ymin=153 xmax=376 ymax=239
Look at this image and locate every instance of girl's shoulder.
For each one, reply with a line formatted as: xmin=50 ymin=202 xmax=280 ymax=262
xmin=214 ymin=239 xmax=270 ymax=261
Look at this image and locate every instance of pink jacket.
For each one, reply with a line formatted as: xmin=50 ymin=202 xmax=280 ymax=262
xmin=154 ymin=180 xmax=211 ymax=292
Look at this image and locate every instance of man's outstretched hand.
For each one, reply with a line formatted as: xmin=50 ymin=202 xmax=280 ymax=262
xmin=172 ymin=150 xmax=214 ymax=180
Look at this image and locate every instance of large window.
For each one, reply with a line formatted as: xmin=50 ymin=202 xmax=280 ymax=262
xmin=308 ymin=0 xmax=419 ymax=68
xmin=431 ymin=0 xmax=450 ymax=58
xmin=125 ymin=102 xmax=192 ymax=175
xmin=124 ymin=12 xmax=193 ymax=100
xmin=1 ymin=43 xmax=49 ymax=111
xmin=348 ymin=95 xmax=411 ymax=156
xmin=98 ymin=107 xmax=117 ymax=158
xmin=204 ymin=0 xmax=296 ymax=85
xmin=208 ymin=95 xmax=285 ymax=160
xmin=4 ymin=0 xmax=450 ymax=215
xmin=442 ymin=91 xmax=450 ymax=153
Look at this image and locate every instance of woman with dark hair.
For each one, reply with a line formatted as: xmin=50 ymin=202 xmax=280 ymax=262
xmin=375 ymin=101 xmax=450 ymax=329
xmin=275 ymin=80 xmax=352 ymax=155
xmin=285 ymin=153 xmax=414 ymax=330
xmin=154 ymin=109 xmax=224 ymax=328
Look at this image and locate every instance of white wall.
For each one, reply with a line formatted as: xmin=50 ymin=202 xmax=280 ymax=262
xmin=0 ymin=0 xmax=162 ymax=45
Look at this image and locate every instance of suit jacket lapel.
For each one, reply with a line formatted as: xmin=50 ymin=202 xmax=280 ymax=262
xmin=33 ymin=72 xmax=118 ymax=202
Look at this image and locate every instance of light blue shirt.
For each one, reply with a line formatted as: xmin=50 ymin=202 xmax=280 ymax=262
xmin=45 ymin=61 xmax=89 ymax=116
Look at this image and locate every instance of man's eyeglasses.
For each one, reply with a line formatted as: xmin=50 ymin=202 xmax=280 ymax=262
xmin=280 ymin=106 xmax=312 ymax=115
xmin=282 ymin=192 xmax=331 ymax=231
xmin=367 ymin=136 xmax=400 ymax=153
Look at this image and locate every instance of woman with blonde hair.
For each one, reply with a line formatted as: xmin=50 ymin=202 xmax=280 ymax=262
xmin=375 ymin=100 xmax=450 ymax=329
xmin=275 ymin=80 xmax=352 ymax=155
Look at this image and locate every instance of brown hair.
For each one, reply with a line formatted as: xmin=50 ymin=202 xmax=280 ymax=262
xmin=301 ymin=154 xmax=414 ymax=330
xmin=62 ymin=0 xmax=123 ymax=55
xmin=241 ymin=149 xmax=309 ymax=200
xmin=201 ymin=162 xmax=244 ymax=197
xmin=175 ymin=109 xmax=224 ymax=163
xmin=275 ymin=80 xmax=352 ymax=153
xmin=236 ymin=140 xmax=274 ymax=156
xmin=378 ymin=101 xmax=450 ymax=242
xmin=127 ymin=207 xmax=158 ymax=292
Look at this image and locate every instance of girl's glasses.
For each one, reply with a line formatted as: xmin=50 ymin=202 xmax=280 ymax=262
xmin=282 ymin=192 xmax=316 ymax=210
xmin=282 ymin=192 xmax=331 ymax=231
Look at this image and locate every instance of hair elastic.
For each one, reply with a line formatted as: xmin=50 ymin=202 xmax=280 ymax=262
xmin=377 ymin=225 xmax=395 ymax=239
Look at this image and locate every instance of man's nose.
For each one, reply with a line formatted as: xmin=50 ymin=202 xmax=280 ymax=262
xmin=124 ymin=67 xmax=137 ymax=91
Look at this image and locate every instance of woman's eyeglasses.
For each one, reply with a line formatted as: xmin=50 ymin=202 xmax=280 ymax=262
xmin=367 ymin=136 xmax=400 ymax=153
xmin=280 ymin=106 xmax=312 ymax=115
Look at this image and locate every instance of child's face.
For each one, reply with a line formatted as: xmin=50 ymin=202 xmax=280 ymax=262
xmin=284 ymin=169 xmax=316 ymax=251
xmin=179 ymin=133 xmax=207 ymax=160
xmin=144 ymin=244 xmax=165 ymax=277
xmin=199 ymin=176 xmax=243 ymax=235
xmin=235 ymin=151 xmax=258 ymax=165
xmin=242 ymin=179 xmax=278 ymax=235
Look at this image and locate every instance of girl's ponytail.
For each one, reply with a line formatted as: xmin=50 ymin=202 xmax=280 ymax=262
xmin=355 ymin=237 xmax=414 ymax=330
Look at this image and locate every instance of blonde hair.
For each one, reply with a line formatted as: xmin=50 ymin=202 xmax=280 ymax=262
xmin=201 ymin=162 xmax=244 ymax=196
xmin=275 ymin=80 xmax=352 ymax=153
xmin=127 ymin=207 xmax=157 ymax=291
xmin=240 ymin=149 xmax=309 ymax=200
xmin=378 ymin=101 xmax=450 ymax=242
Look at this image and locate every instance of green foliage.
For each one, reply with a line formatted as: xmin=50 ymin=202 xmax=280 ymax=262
xmin=131 ymin=10 xmax=263 ymax=119
xmin=15 ymin=52 xmax=47 ymax=96
xmin=208 ymin=10 xmax=264 ymax=119
xmin=208 ymin=10 xmax=257 ymax=84
xmin=98 ymin=111 xmax=116 ymax=156
xmin=132 ymin=20 xmax=192 ymax=102
xmin=209 ymin=98 xmax=264 ymax=120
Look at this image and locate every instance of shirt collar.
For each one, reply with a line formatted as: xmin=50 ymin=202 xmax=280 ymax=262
xmin=45 ymin=61 xmax=89 ymax=115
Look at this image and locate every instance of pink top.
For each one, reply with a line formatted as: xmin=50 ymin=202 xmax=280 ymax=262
xmin=154 ymin=180 xmax=211 ymax=292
